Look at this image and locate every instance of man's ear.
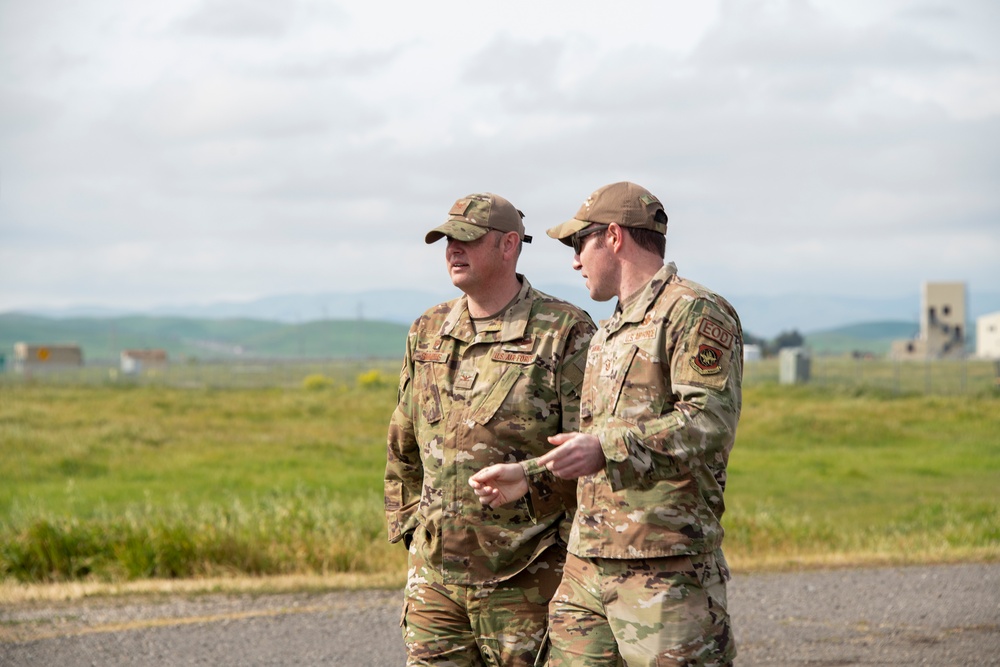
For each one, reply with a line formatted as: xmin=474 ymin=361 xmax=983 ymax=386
xmin=503 ymin=231 xmax=520 ymax=259
xmin=606 ymin=223 xmax=625 ymax=252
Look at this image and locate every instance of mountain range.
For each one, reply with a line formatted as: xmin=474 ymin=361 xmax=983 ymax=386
xmin=9 ymin=284 xmax=1000 ymax=338
xmin=4 ymin=285 xmax=999 ymax=363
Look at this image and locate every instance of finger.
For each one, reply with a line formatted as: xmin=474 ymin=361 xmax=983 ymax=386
xmin=547 ymin=432 xmax=576 ymax=446
xmin=476 ymin=488 xmax=498 ymax=502
xmin=540 ymin=437 xmax=580 ymax=469
xmin=536 ymin=448 xmax=560 ymax=468
xmin=470 ymin=466 xmax=499 ymax=486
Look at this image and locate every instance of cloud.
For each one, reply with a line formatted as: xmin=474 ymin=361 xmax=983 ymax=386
xmin=174 ymin=0 xmax=299 ymax=38
xmin=0 ymin=0 xmax=997 ymax=315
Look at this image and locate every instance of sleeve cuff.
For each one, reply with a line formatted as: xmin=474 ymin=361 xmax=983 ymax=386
xmin=520 ymin=461 xmax=566 ymax=522
xmin=601 ymin=427 xmax=656 ymax=492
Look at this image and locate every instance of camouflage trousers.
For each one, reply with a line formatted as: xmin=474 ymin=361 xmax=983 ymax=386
xmin=544 ymin=550 xmax=735 ymax=667
xmin=401 ymin=538 xmax=564 ymax=666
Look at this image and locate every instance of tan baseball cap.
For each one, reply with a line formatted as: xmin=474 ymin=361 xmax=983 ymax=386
xmin=546 ymin=181 xmax=667 ymax=246
xmin=425 ymin=193 xmax=532 ymax=244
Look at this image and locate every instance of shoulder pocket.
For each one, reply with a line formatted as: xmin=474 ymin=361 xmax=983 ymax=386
xmin=413 ymin=353 xmax=448 ymax=424
xmin=613 ymin=345 xmax=668 ymax=425
xmin=471 ymin=364 xmax=522 ymax=425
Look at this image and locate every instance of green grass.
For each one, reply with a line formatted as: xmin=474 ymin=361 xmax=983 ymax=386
xmin=0 ymin=374 xmax=406 ymax=584
xmin=725 ymin=384 xmax=1000 ymax=568
xmin=743 ymin=357 xmax=998 ymax=395
xmin=0 ymin=379 xmax=997 ymax=586
xmin=1 ymin=382 xmax=394 ymax=515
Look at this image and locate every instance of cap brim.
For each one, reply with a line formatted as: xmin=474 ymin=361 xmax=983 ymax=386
xmin=425 ymin=220 xmax=491 ymax=244
xmin=545 ymin=219 xmax=591 ymax=247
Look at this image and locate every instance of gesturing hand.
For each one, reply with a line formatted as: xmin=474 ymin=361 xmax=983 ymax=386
xmin=469 ymin=463 xmax=528 ymax=508
xmin=537 ymin=432 xmax=605 ymax=479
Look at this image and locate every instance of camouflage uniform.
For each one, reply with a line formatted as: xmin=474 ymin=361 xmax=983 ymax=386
xmin=386 ymin=276 xmax=595 ymax=666
xmin=540 ymin=262 xmax=743 ymax=667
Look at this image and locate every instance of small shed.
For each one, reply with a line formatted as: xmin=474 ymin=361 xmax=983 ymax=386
xmin=13 ymin=343 xmax=84 ymax=373
xmin=976 ymin=312 xmax=1000 ymax=361
xmin=121 ymin=349 xmax=168 ymax=375
xmin=779 ymin=347 xmax=811 ymax=385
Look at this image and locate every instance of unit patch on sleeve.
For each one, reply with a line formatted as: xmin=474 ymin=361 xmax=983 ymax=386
xmin=697 ymin=317 xmax=735 ymax=349
xmin=690 ymin=344 xmax=723 ymax=375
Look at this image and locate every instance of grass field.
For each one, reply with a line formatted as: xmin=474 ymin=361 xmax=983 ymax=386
xmin=1 ymin=376 xmax=997 ymax=592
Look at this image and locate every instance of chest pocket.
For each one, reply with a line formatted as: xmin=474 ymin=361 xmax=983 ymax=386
xmin=611 ymin=344 xmax=667 ymax=426
xmin=413 ymin=351 xmax=449 ymax=425
xmin=471 ymin=364 xmax=523 ymax=426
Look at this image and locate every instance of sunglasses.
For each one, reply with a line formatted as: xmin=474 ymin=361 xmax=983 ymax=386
xmin=570 ymin=225 xmax=608 ymax=255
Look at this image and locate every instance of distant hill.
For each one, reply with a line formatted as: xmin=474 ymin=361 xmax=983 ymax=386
xmin=4 ymin=287 xmax=997 ymax=364
xmin=803 ymin=321 xmax=922 ymax=356
xmin=0 ymin=314 xmax=409 ymax=363
xmin=13 ymin=287 xmax=1000 ymax=339
xmin=2 ymin=313 xmax=930 ymax=365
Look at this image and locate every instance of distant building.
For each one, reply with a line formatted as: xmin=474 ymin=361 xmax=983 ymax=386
xmin=976 ymin=312 xmax=1000 ymax=360
xmin=779 ymin=347 xmax=811 ymax=384
xmin=743 ymin=344 xmax=762 ymax=362
xmin=13 ymin=342 xmax=84 ymax=373
xmin=121 ymin=349 xmax=168 ymax=375
xmin=890 ymin=282 xmax=967 ymax=360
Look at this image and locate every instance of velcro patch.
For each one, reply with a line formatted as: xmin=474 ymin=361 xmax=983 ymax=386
xmin=697 ymin=318 xmax=735 ymax=349
xmin=414 ymin=351 xmax=449 ymax=363
xmin=491 ymin=350 xmax=534 ymax=364
xmin=455 ymin=368 xmax=477 ymax=390
xmin=449 ymin=199 xmax=471 ymax=216
xmin=690 ymin=344 xmax=723 ymax=375
xmin=622 ymin=328 xmax=656 ymax=344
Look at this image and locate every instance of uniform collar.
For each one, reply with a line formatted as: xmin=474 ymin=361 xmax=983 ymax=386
xmin=604 ymin=262 xmax=678 ymax=333
xmin=440 ymin=275 xmax=533 ymax=343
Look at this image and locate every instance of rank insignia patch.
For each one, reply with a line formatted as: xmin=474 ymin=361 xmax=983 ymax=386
xmin=691 ymin=344 xmax=723 ymax=375
xmin=455 ymin=368 xmax=477 ymax=390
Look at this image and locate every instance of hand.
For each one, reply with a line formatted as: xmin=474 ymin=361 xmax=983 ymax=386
xmin=537 ymin=432 xmax=605 ymax=479
xmin=469 ymin=463 xmax=528 ymax=508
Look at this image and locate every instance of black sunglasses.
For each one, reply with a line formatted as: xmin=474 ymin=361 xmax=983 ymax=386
xmin=570 ymin=225 xmax=608 ymax=255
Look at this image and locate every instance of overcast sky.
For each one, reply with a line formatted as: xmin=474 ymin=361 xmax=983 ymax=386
xmin=1 ymin=0 xmax=998 ymax=315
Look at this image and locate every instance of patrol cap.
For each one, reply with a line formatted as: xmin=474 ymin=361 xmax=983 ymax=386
xmin=546 ymin=181 xmax=667 ymax=246
xmin=425 ymin=193 xmax=532 ymax=244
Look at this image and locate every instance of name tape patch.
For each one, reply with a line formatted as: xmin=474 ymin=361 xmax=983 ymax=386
xmin=491 ymin=350 xmax=535 ymax=364
xmin=414 ymin=351 xmax=449 ymax=363
xmin=622 ymin=328 xmax=657 ymax=344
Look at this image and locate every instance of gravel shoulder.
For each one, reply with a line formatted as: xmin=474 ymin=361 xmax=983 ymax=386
xmin=2 ymin=563 xmax=998 ymax=666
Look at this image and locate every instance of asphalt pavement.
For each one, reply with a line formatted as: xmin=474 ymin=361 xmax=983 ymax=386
xmin=2 ymin=563 xmax=998 ymax=666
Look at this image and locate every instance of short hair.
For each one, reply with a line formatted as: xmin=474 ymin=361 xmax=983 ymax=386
xmin=625 ymin=212 xmax=666 ymax=258
xmin=592 ymin=214 xmax=666 ymax=258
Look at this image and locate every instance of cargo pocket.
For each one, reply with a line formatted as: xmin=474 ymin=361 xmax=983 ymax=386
xmin=699 ymin=551 xmax=730 ymax=614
